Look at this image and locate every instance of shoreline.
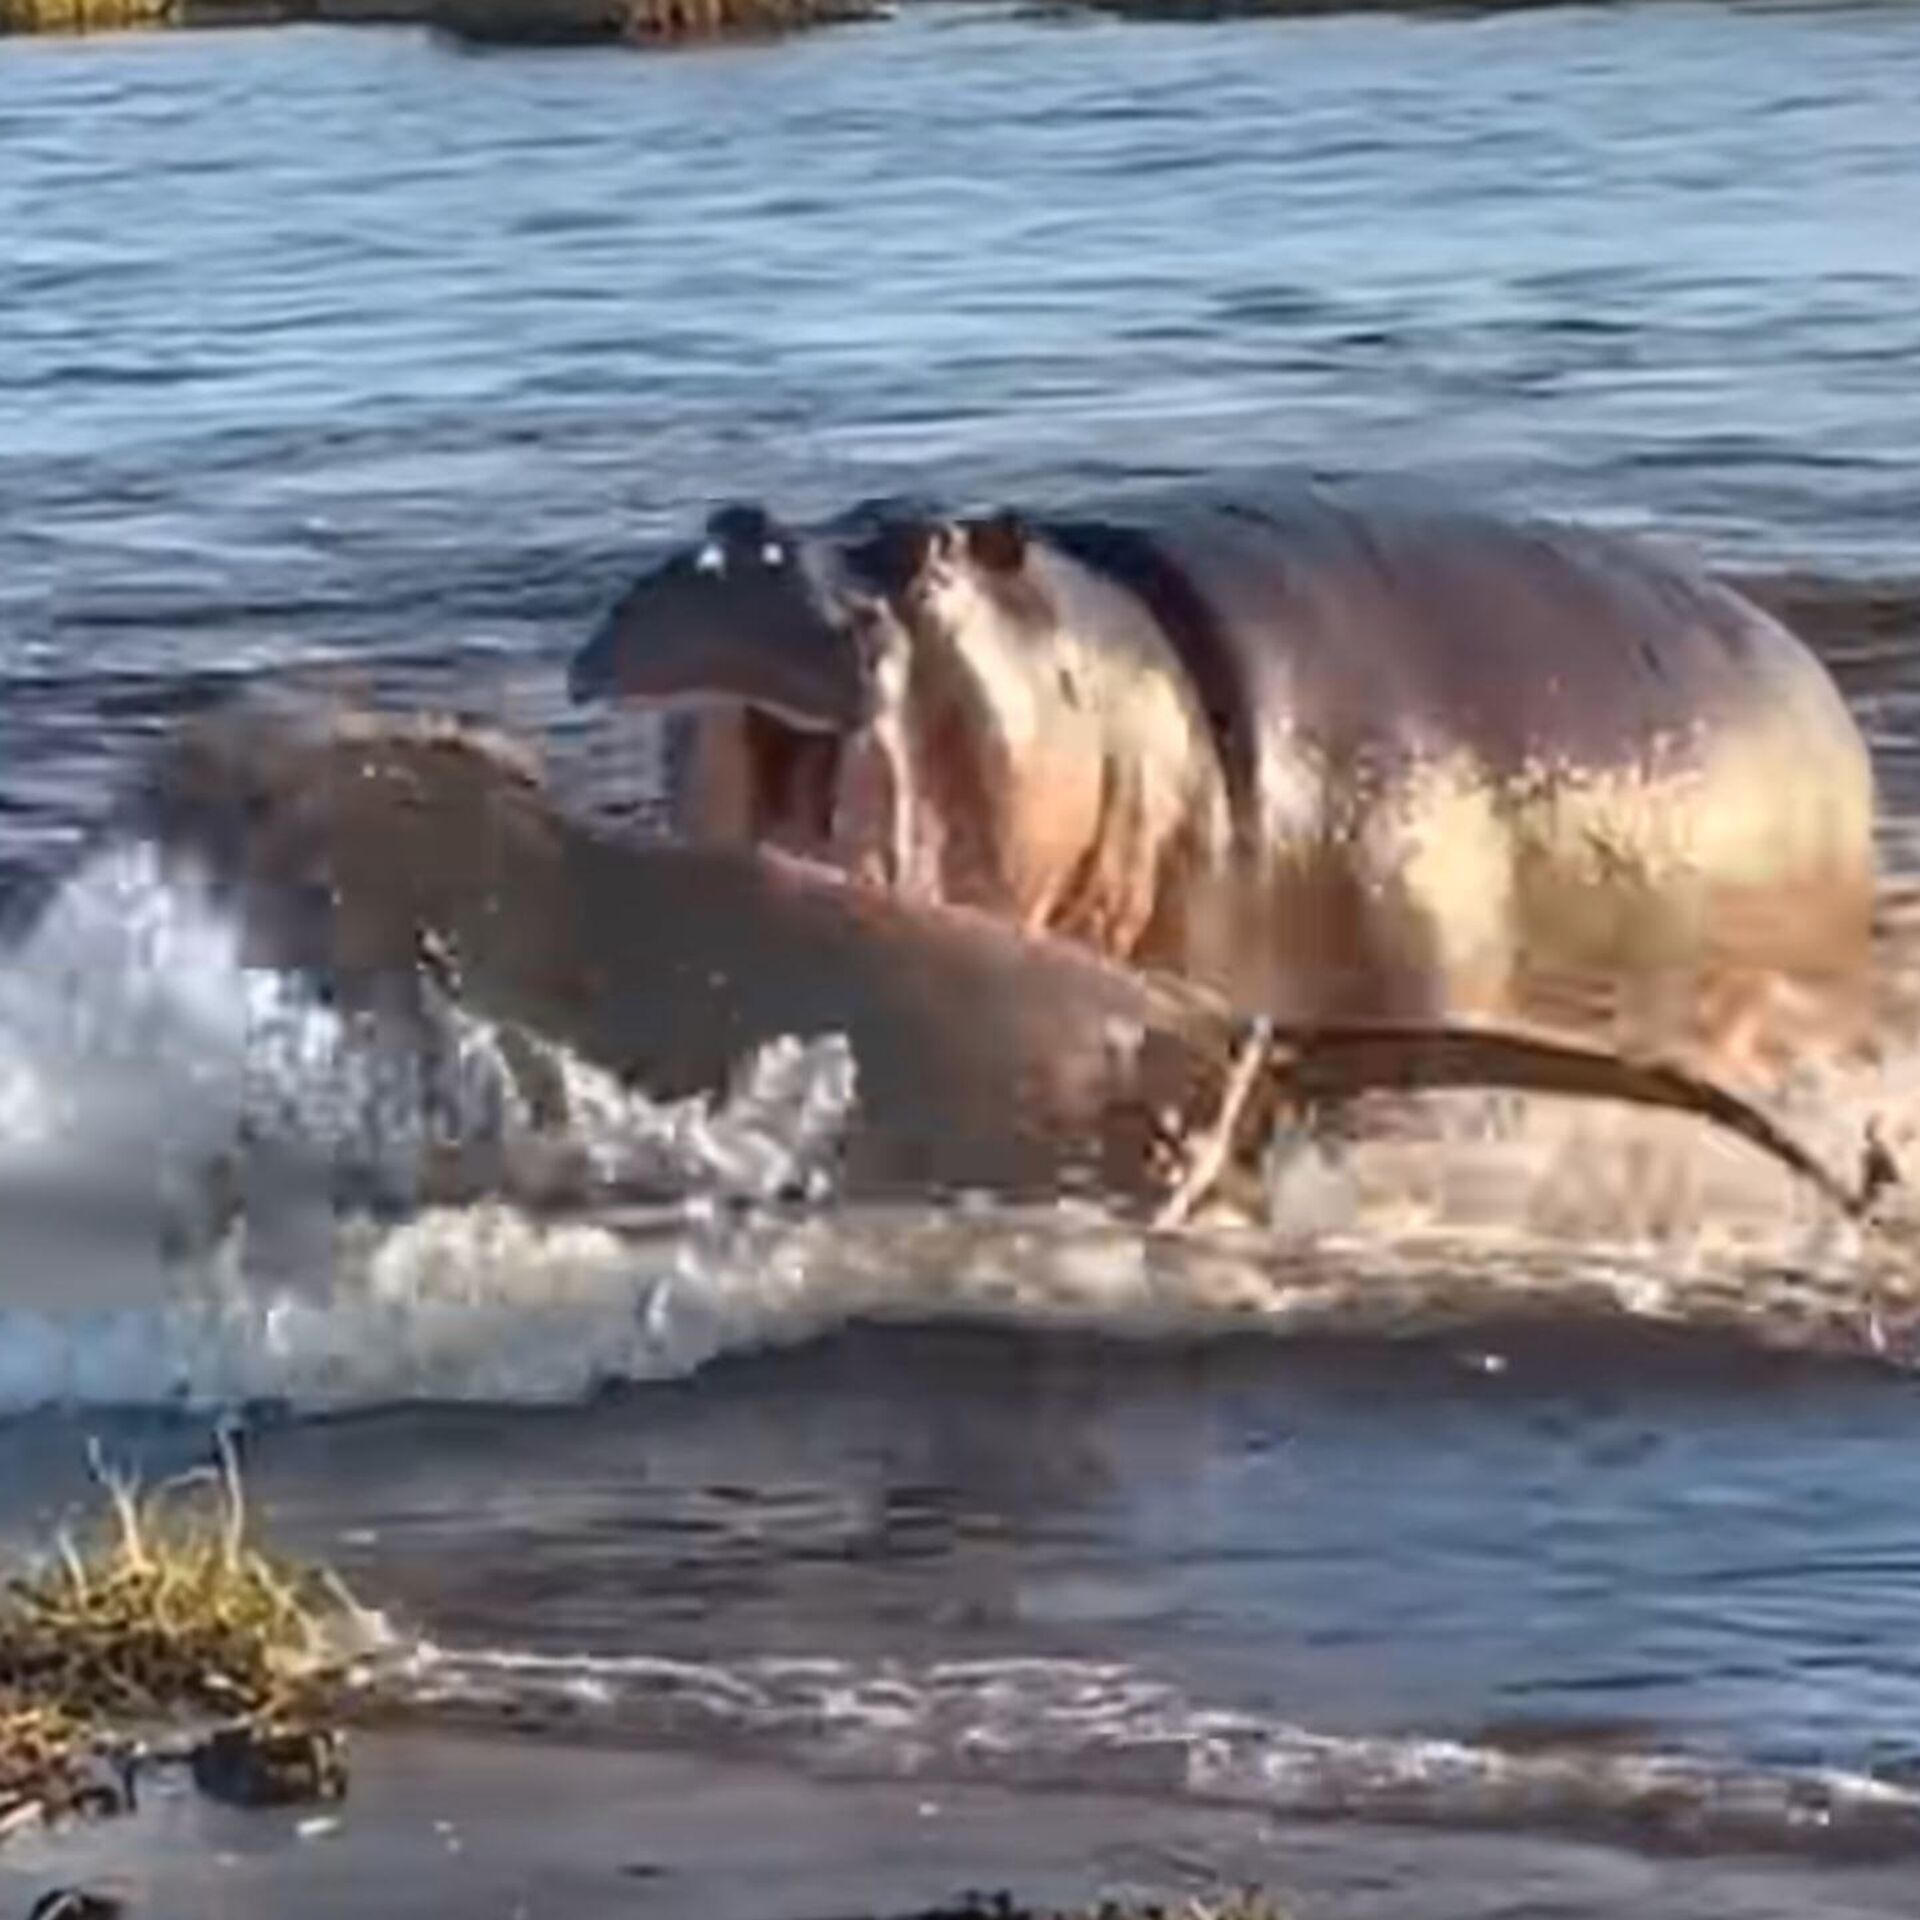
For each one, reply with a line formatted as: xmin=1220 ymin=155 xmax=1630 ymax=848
xmin=10 ymin=1727 xmax=1920 ymax=1920
xmin=0 ymin=0 xmax=884 ymax=46
xmin=0 ymin=0 xmax=1747 ymax=46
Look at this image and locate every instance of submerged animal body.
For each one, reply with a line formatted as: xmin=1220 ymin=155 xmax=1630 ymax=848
xmin=122 ymin=698 xmax=1873 ymax=1220
xmin=570 ymin=483 xmax=1876 ymax=1080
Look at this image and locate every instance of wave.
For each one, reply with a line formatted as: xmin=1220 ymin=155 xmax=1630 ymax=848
xmin=7 ymin=1187 xmax=1915 ymax=1415
xmin=0 ymin=837 xmax=860 ymax=1408
xmin=1728 ymin=568 xmax=1920 ymax=665
xmin=371 ymin=1639 xmax=1920 ymax=1862
xmin=5 ymin=835 xmax=1920 ymax=1415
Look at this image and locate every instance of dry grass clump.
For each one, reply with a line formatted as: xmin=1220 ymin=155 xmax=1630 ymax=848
xmin=2 ymin=1440 xmax=365 ymax=1832
xmin=2 ymin=1439 xmax=356 ymax=1725
xmin=0 ymin=1701 xmax=96 ymax=1833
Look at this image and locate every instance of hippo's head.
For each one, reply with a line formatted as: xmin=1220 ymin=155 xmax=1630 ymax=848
xmin=568 ymin=499 xmax=980 ymax=871
xmin=569 ymin=503 xmax=870 ymax=732
xmin=832 ymin=504 xmax=1037 ymax=632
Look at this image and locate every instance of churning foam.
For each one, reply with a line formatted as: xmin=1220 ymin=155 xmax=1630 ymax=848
xmin=0 ymin=838 xmax=862 ymax=1409
xmin=3 ymin=838 xmax=1920 ymax=1415
xmin=381 ymin=1640 xmax=1920 ymax=1861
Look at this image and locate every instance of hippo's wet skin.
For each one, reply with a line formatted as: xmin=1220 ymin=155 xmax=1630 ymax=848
xmin=121 ymin=698 xmax=1879 ymax=1221
xmin=572 ymin=484 xmax=1875 ymax=1084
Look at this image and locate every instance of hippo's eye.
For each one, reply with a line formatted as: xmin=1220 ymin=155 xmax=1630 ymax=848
xmin=695 ymin=543 xmax=726 ymax=576
xmin=761 ymin=542 xmax=786 ymax=568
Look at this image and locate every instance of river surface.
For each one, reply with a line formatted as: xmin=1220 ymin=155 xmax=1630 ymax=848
xmin=6 ymin=4 xmax=1920 ymax=1913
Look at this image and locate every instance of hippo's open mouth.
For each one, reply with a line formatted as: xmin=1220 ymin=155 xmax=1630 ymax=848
xmin=703 ymin=700 xmax=848 ymax=849
xmin=570 ymin=503 xmax=933 ymax=885
xmin=658 ymin=693 xmax=907 ymax=894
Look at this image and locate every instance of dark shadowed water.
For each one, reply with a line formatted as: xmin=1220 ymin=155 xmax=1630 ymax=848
xmin=7 ymin=5 xmax=1920 ymax=1911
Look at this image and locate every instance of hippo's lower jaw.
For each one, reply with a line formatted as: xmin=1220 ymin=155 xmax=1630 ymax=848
xmin=665 ymin=692 xmax=944 ymax=907
xmin=659 ymin=690 xmax=951 ymax=906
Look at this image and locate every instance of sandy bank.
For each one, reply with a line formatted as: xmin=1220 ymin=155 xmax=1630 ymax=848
xmin=7 ymin=1728 xmax=1920 ymax=1920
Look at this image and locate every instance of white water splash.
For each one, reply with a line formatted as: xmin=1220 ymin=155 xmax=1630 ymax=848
xmin=385 ymin=1640 xmax=1920 ymax=1861
xmin=0 ymin=840 xmax=861 ymax=1410
xmin=3 ymin=837 xmax=1920 ymax=1415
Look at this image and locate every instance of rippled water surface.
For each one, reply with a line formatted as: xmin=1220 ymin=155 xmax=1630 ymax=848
xmin=5 ymin=4 xmax=1920 ymax=861
xmin=6 ymin=4 xmax=1920 ymax=1909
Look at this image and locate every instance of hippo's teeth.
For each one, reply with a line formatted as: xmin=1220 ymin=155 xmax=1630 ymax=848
xmin=831 ymin=790 xmax=894 ymax=889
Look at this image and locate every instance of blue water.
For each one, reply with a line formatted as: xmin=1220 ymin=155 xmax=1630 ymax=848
xmin=4 ymin=6 xmax=1920 ymax=680
xmin=7 ymin=5 xmax=1920 ymax=1905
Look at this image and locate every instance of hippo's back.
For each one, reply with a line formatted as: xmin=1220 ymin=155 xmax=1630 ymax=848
xmin=1048 ymin=484 xmax=1855 ymax=792
xmin=1043 ymin=483 xmax=1873 ymax=1060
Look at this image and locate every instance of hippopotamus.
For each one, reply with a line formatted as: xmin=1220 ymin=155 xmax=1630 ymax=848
xmin=124 ymin=697 xmax=1876 ymax=1221
xmin=569 ymin=483 xmax=1876 ymax=1083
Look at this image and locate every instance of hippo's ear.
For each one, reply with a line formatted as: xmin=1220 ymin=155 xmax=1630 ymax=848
xmin=964 ymin=511 xmax=1029 ymax=576
xmin=855 ymin=519 xmax=941 ymax=595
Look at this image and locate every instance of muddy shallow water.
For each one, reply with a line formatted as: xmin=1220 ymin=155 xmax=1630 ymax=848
xmin=6 ymin=3 xmax=1920 ymax=1911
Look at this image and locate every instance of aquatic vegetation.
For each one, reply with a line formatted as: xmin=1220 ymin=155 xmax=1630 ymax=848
xmin=0 ymin=1439 xmax=364 ymax=1835
xmin=893 ymin=1895 xmax=1297 ymax=1920
xmin=0 ymin=0 xmax=873 ymax=35
xmin=0 ymin=0 xmax=163 ymax=27
xmin=424 ymin=0 xmax=880 ymax=45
